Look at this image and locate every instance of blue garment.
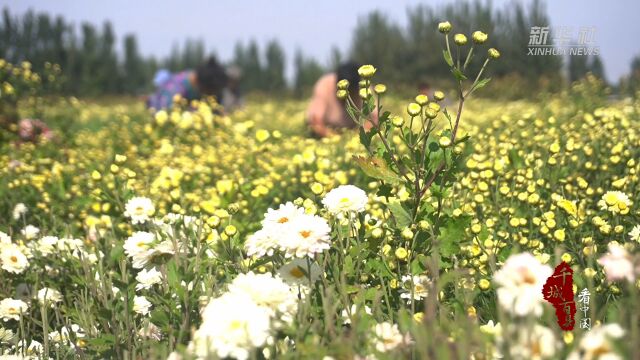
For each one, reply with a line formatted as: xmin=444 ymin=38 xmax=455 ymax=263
xmin=153 ymin=69 xmax=171 ymax=88
xmin=147 ymin=71 xmax=199 ymax=110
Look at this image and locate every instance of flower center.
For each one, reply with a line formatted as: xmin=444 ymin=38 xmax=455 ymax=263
xmin=523 ymin=271 xmax=537 ymax=285
xmin=289 ymin=266 xmax=305 ymax=279
xmin=300 ymin=230 xmax=312 ymax=238
xmin=9 ymin=256 xmax=18 ymax=263
xmin=278 ymin=217 xmax=289 ymax=223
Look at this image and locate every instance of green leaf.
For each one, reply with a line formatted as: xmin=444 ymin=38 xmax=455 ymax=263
xmin=387 ymin=200 xmax=412 ymax=228
xmin=364 ymin=287 xmax=379 ymax=301
xmin=359 ymin=127 xmax=373 ymax=149
xmin=442 ymin=49 xmax=454 ymax=67
xmin=451 ymin=68 xmax=468 ymax=81
xmin=346 ymin=285 xmax=361 ymax=294
xmin=410 ymin=254 xmax=429 ymax=274
xmin=353 ymin=155 xmax=403 ymax=185
xmin=439 ymin=216 xmax=471 ymax=257
xmin=346 ymin=104 xmax=360 ymax=125
xmin=344 ymin=255 xmax=354 ymax=273
xmin=474 ymin=77 xmax=491 ymax=90
xmin=150 ymin=308 xmax=170 ymax=327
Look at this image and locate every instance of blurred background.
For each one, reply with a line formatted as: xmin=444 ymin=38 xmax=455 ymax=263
xmin=1 ymin=0 xmax=640 ymax=99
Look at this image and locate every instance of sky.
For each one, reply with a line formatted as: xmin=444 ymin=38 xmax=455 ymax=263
xmin=2 ymin=0 xmax=640 ymax=82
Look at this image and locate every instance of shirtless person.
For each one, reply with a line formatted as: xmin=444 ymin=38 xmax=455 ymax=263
xmin=306 ymin=62 xmax=377 ymax=138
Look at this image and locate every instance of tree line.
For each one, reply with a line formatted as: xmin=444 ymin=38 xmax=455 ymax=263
xmin=0 ymin=1 xmax=636 ymax=97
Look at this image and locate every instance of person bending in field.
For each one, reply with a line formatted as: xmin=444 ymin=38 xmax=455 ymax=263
xmin=306 ymin=62 xmax=378 ymax=138
xmin=147 ymin=56 xmax=228 ymax=111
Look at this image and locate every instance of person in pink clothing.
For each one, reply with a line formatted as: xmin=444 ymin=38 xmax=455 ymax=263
xmin=306 ymin=62 xmax=377 ymax=138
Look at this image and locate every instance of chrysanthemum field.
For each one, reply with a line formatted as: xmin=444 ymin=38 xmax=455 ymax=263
xmin=1 ymin=25 xmax=640 ymax=360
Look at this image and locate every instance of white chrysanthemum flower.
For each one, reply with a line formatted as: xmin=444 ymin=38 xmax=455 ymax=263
xmin=163 ymin=212 xmax=199 ymax=227
xmin=227 ymin=272 xmax=298 ymax=325
xmin=154 ymin=240 xmax=178 ymax=257
xmin=14 ymin=339 xmax=43 ymax=356
xmin=136 ymin=267 xmax=163 ymax=291
xmin=138 ymin=322 xmax=163 ymax=341
xmin=57 ymin=237 xmax=84 ymax=252
xmin=341 ymin=304 xmax=373 ymax=325
xmin=36 ymin=236 xmax=59 ymax=256
xmin=73 ymin=249 xmax=99 ymax=264
xmin=12 ymin=203 xmax=28 ymax=220
xmin=598 ymin=191 xmax=632 ymax=215
xmin=189 ymin=292 xmax=272 ymax=360
xmin=322 ymin=185 xmax=368 ymax=215
xmin=629 ymin=225 xmax=640 ymax=243
xmin=277 ymin=258 xmax=322 ymax=286
xmin=124 ymin=232 xmax=156 ymax=269
xmin=0 ymin=327 xmax=15 ymax=343
xmin=262 ymin=202 xmax=305 ymax=228
xmin=567 ymin=324 xmax=625 ymax=360
xmin=597 ymin=243 xmax=635 ymax=282
xmin=400 ymin=274 xmax=431 ymax=300
xmin=245 ymin=229 xmax=279 ymax=258
xmin=0 ymin=298 xmax=29 ymax=321
xmin=153 ymin=213 xmax=201 ymax=239
xmin=0 ymin=354 xmax=24 ymax=360
xmin=37 ymin=288 xmax=63 ymax=306
xmin=124 ymin=196 xmax=155 ymax=224
xmin=20 ymin=225 xmax=39 ymax=240
xmin=373 ymin=322 xmax=407 ymax=353
xmin=0 ymin=232 xmax=11 ymax=248
xmin=48 ymin=327 xmax=72 ymax=344
xmin=493 ymin=252 xmax=552 ymax=316
xmin=0 ymin=244 xmax=29 ymax=274
xmin=509 ymin=325 xmax=560 ymax=359
xmin=479 ymin=320 xmax=502 ymax=337
xmin=279 ymin=214 xmax=331 ymax=258
xmin=133 ymin=296 xmax=152 ymax=316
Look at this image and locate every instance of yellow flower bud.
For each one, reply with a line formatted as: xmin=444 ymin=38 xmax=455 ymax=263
xmin=488 ymin=48 xmax=500 ymax=59
xmin=358 ymin=64 xmax=376 ymax=79
xmin=374 ymin=84 xmax=387 ymax=94
xmin=310 ymin=182 xmax=324 ymax=195
xmin=391 ymin=116 xmax=404 ymax=127
xmin=114 ymin=154 xmax=127 ymax=164
xmin=359 ymin=87 xmax=371 ymax=99
xmin=337 ymin=79 xmax=350 ymax=90
xmin=415 ymin=94 xmax=429 ymax=105
xmin=407 ymin=103 xmax=421 ymax=116
xmin=438 ymin=21 xmax=452 ymax=34
xmin=425 ymin=108 xmax=438 ymax=119
xmin=418 ymin=220 xmax=429 ymax=231
xmin=478 ymin=279 xmax=491 ymax=290
xmin=224 ymin=225 xmax=237 ymax=237
xmin=401 ymin=228 xmax=414 ymax=240
xmin=454 ymin=34 xmax=468 ymax=46
xmin=395 ymin=247 xmax=408 ymax=260
xmin=472 ymin=31 xmax=488 ymax=44
xmin=413 ymin=312 xmax=424 ymax=322
xmin=439 ymin=136 xmax=452 ymax=147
